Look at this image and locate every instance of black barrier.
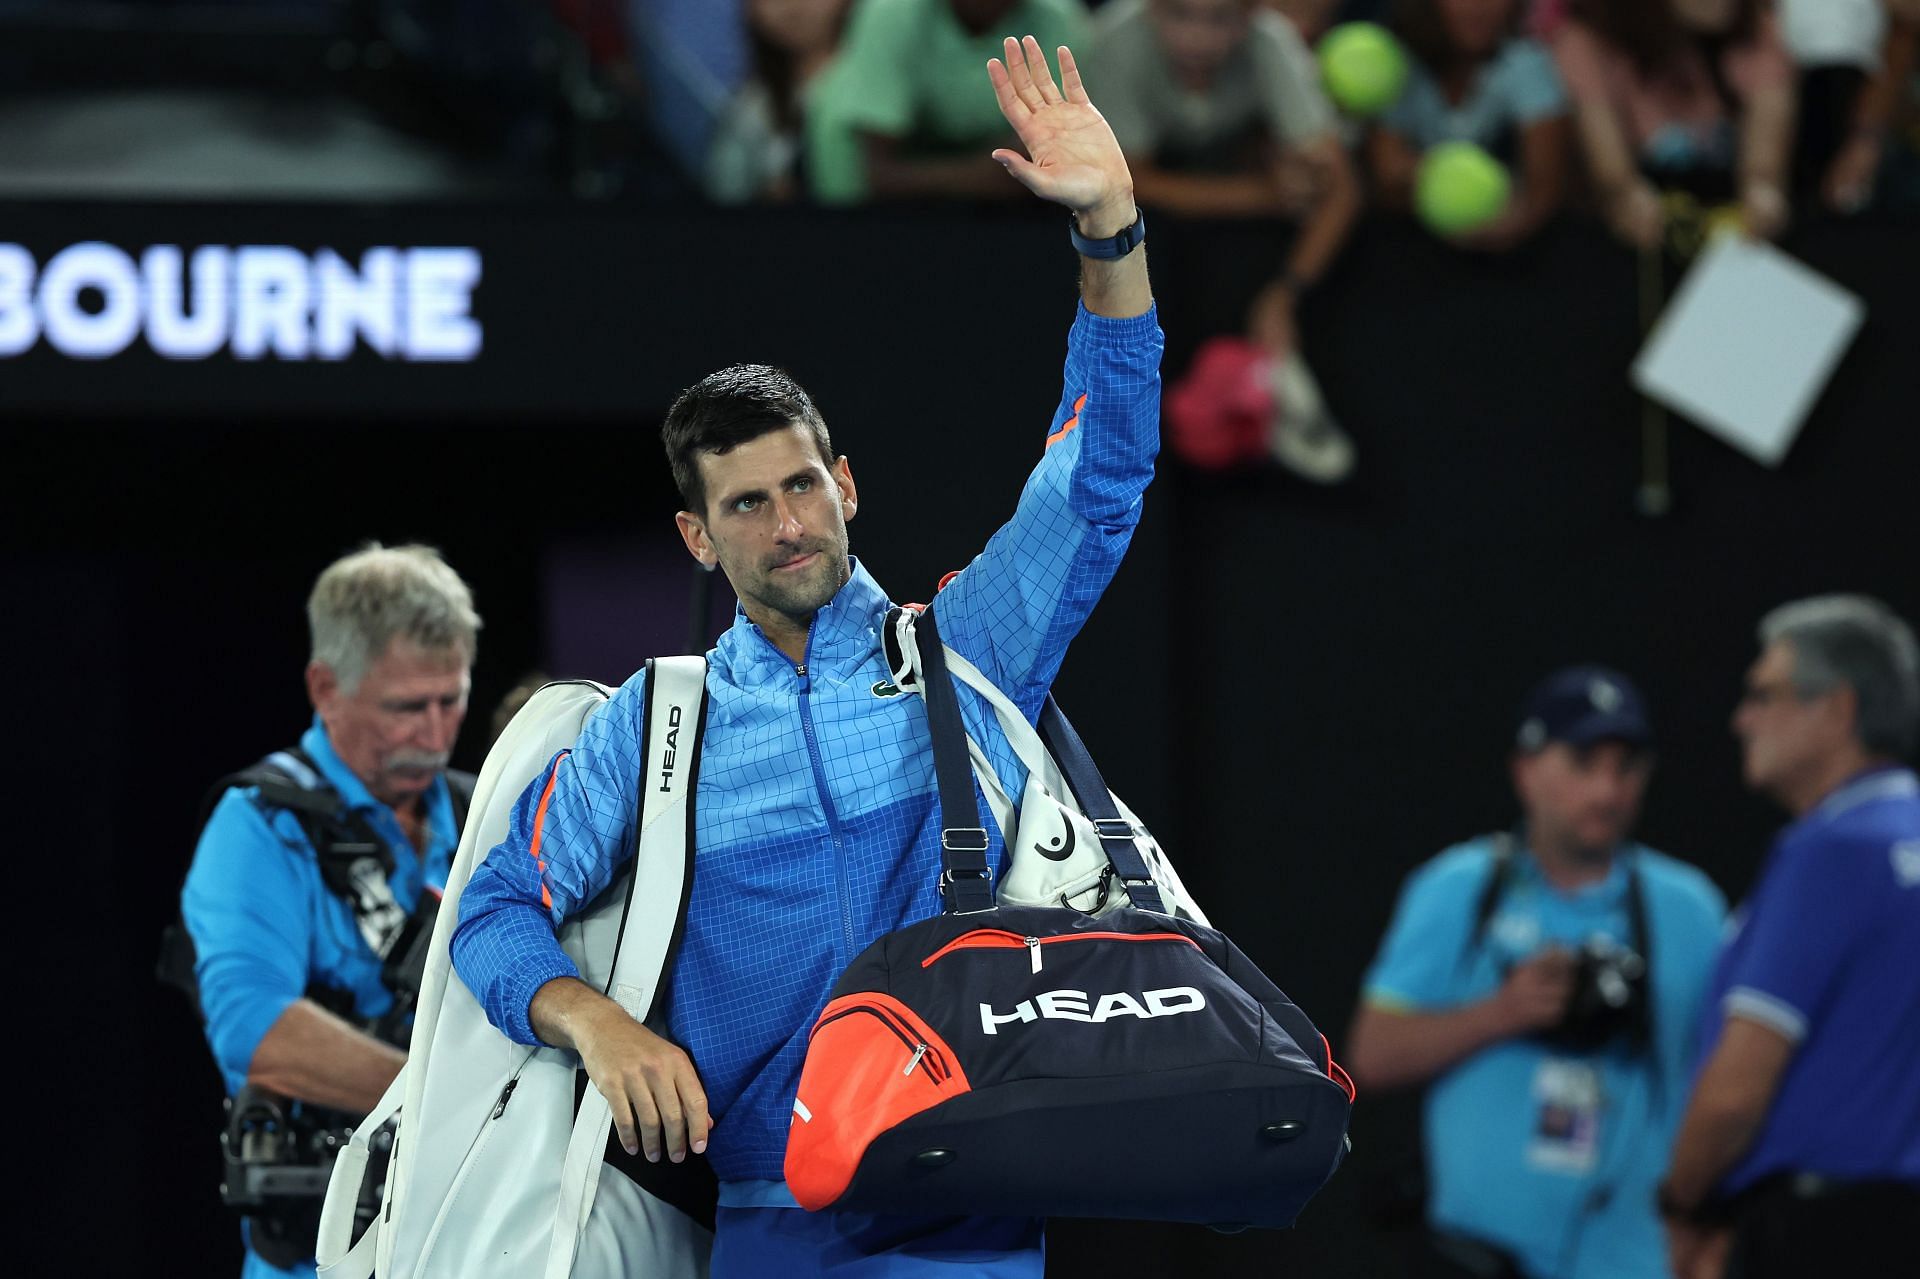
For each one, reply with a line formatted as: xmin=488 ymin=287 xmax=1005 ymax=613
xmin=12 ymin=201 xmax=1915 ymax=1279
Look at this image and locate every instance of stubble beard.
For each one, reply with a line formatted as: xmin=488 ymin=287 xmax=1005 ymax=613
xmin=751 ymin=540 xmax=851 ymax=627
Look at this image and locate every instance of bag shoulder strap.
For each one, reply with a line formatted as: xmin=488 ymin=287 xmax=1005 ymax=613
xmin=1468 ymin=831 xmax=1516 ymax=951
xmin=914 ymin=606 xmax=997 ymax=915
xmin=895 ymin=603 xmax=1165 ymax=914
xmin=1034 ymin=700 xmax=1165 ymax=913
xmin=545 ymin=655 xmax=711 ymax=1279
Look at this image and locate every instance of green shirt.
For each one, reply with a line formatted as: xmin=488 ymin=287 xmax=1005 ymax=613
xmin=808 ymin=0 xmax=1091 ymax=203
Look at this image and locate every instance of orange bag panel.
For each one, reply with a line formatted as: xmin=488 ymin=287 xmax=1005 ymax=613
xmin=785 ymin=991 xmax=972 ymax=1210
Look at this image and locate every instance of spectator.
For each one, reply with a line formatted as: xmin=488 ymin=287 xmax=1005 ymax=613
xmin=628 ymin=0 xmax=754 ymax=183
xmin=1370 ymin=0 xmax=1572 ymax=250
xmin=1092 ymin=0 xmax=1362 ymax=481
xmin=1547 ymin=0 xmax=1795 ymax=248
xmin=1661 ymin=596 xmax=1920 ymax=1279
xmin=1812 ymin=0 xmax=1920 ymax=212
xmin=1778 ymin=0 xmax=1884 ymax=204
xmin=1346 ymin=666 xmax=1727 ymax=1279
xmin=806 ymin=0 xmax=1089 ymax=202
xmin=707 ymin=0 xmax=852 ymax=202
xmin=1265 ymin=0 xmax=1346 ymax=41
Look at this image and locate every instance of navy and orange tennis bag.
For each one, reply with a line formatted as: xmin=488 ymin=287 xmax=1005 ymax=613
xmin=785 ymin=605 xmax=1353 ymax=1231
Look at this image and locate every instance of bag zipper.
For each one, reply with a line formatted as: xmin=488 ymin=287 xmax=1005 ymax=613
xmin=813 ymin=1003 xmax=950 ymax=1083
xmin=920 ymin=928 xmax=1203 ymax=973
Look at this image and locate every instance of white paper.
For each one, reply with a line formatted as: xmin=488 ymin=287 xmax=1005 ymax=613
xmin=1631 ymin=234 xmax=1865 ymax=467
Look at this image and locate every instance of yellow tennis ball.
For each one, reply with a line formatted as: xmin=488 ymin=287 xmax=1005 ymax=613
xmin=1415 ymin=141 xmax=1512 ymax=236
xmin=1317 ymin=23 xmax=1408 ymax=117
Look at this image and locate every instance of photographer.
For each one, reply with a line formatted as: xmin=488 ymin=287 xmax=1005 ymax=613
xmin=1345 ymin=666 xmax=1727 ymax=1279
xmin=176 ymin=544 xmax=479 ymax=1279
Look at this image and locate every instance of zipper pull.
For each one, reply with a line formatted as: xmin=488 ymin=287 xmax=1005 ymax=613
xmin=795 ymin=663 xmax=807 ymax=677
xmin=1026 ymin=936 xmax=1042 ymax=974
xmin=492 ymin=1077 xmax=518 ymax=1120
xmin=904 ymin=1044 xmax=929 ymax=1076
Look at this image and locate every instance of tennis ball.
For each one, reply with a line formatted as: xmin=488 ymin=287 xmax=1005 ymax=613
xmin=1317 ymin=23 xmax=1408 ymax=117
xmin=1415 ymin=141 xmax=1512 ymax=236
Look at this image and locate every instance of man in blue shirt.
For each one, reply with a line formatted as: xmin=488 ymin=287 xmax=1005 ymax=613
xmin=1347 ymin=666 xmax=1728 ymax=1279
xmin=181 ymin=543 xmax=480 ymax=1279
xmin=452 ymin=36 xmax=1159 ymax=1278
xmin=1662 ymin=594 xmax=1920 ymax=1279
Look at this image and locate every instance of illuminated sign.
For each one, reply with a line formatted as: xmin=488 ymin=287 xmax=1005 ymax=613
xmin=0 ymin=243 xmax=482 ymax=362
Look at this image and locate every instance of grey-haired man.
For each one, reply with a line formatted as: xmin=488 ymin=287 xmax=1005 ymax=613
xmin=180 ymin=543 xmax=480 ymax=1279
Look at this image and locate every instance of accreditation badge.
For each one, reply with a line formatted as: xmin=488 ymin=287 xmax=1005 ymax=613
xmin=1526 ymin=1058 xmax=1601 ymax=1174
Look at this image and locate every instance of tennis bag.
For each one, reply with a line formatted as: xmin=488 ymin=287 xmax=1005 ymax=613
xmin=316 ymin=663 xmax=715 ymax=1279
xmin=785 ymin=605 xmax=1353 ymax=1230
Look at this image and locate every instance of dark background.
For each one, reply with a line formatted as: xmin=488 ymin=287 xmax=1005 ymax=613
xmin=4 ymin=202 xmax=1913 ymax=1275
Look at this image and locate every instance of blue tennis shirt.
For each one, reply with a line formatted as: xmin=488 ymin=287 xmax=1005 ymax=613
xmin=1698 ymin=766 xmax=1920 ymax=1197
xmin=452 ymin=301 xmax=1165 ymax=1192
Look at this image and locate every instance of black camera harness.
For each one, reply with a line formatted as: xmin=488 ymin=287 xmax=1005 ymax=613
xmin=1462 ymin=830 xmax=1663 ymax=1278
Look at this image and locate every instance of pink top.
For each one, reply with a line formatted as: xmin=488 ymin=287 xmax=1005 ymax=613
xmin=1549 ymin=15 xmax=1791 ymax=162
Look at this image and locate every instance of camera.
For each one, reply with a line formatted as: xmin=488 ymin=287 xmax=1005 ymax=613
xmin=221 ymin=1086 xmax=391 ymax=1268
xmin=1540 ymin=936 xmax=1651 ymax=1053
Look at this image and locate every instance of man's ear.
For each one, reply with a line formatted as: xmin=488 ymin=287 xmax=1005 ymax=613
xmin=1824 ymin=683 xmax=1862 ymax=746
xmin=306 ymin=660 xmax=337 ymax=714
xmin=1509 ymin=752 xmax=1536 ymax=807
xmin=835 ymin=456 xmax=858 ymax=521
xmin=676 ymin=511 xmax=718 ymax=568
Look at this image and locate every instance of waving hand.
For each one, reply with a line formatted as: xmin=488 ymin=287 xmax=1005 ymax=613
xmin=988 ymin=37 xmax=1137 ymax=238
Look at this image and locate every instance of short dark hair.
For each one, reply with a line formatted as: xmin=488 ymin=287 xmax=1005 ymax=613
xmin=661 ymin=364 xmax=835 ymax=516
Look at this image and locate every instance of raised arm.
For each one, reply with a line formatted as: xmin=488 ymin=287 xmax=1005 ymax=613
xmin=930 ymin=38 xmax=1164 ymax=709
xmin=988 ymin=36 xmax=1151 ymax=319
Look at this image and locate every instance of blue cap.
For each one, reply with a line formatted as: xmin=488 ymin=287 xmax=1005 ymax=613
xmin=1515 ymin=666 xmax=1653 ymax=752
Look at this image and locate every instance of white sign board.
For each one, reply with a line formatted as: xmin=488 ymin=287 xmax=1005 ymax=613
xmin=1631 ymin=234 xmax=1864 ymax=467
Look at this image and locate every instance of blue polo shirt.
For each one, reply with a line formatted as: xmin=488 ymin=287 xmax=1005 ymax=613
xmin=1363 ymin=837 xmax=1727 ymax=1279
xmin=181 ymin=717 xmax=459 ymax=1095
xmin=1698 ymin=767 xmax=1920 ymax=1196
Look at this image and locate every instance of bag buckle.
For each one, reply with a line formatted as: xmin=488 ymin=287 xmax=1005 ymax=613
xmin=1092 ymin=818 xmax=1135 ymax=841
xmin=941 ymin=827 xmax=989 ymax=853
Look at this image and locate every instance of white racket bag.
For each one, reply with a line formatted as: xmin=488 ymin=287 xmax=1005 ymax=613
xmin=317 ymin=660 xmax=714 ymax=1279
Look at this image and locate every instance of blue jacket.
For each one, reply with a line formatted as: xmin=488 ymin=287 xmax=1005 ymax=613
xmin=452 ymin=301 xmax=1164 ymax=1187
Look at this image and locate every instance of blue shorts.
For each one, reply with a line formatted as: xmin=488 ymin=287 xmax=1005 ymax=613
xmin=711 ymin=1207 xmax=1045 ymax=1278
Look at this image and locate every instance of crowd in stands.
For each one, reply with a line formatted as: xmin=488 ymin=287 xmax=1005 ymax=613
xmin=12 ymin=0 xmax=1906 ymax=478
xmin=603 ymin=0 xmax=1918 ymax=228
xmin=556 ymin=0 xmax=1914 ymax=480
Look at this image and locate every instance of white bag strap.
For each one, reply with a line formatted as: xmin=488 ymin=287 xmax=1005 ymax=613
xmin=544 ymin=655 xmax=708 ymax=1279
xmin=885 ymin=609 xmax=1073 ymax=814
xmin=315 ymin=1067 xmax=407 ymax=1278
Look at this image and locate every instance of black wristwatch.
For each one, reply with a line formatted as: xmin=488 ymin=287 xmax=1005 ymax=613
xmin=1069 ymin=209 xmax=1146 ymax=260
